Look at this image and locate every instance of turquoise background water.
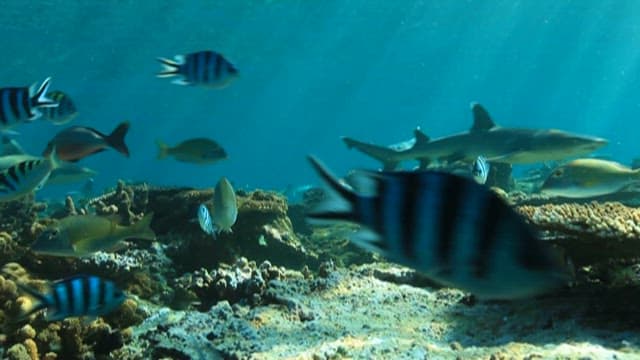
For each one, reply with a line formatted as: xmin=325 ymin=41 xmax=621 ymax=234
xmin=1 ymin=1 xmax=636 ymax=197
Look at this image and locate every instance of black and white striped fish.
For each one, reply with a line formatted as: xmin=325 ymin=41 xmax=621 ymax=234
xmin=16 ymin=275 xmax=126 ymax=321
xmin=0 ymin=148 xmax=60 ymax=201
xmin=0 ymin=77 xmax=57 ymax=128
xmin=197 ymin=203 xmax=215 ymax=236
xmin=306 ymin=156 xmax=569 ymax=300
xmin=41 ymin=90 xmax=78 ymax=125
xmin=471 ymin=156 xmax=490 ymax=185
xmin=157 ymin=50 xmax=239 ymax=88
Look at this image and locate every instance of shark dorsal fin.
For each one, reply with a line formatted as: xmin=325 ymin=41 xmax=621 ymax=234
xmin=470 ymin=102 xmax=496 ymax=132
xmin=413 ymin=127 xmax=430 ymax=144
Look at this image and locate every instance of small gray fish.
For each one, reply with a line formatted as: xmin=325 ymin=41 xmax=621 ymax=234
xmin=471 ymin=156 xmax=490 ymax=184
xmin=40 ymin=90 xmax=78 ymax=125
xmin=213 ymin=177 xmax=237 ymax=234
xmin=47 ymin=164 xmax=97 ymax=185
xmin=0 ymin=77 xmax=57 ymax=128
xmin=197 ymin=204 xmax=214 ymax=236
xmin=16 ymin=275 xmax=125 ymax=321
xmin=156 ymin=138 xmax=227 ymax=165
xmin=157 ymin=50 xmax=239 ymax=88
xmin=306 ymin=156 xmax=569 ymax=300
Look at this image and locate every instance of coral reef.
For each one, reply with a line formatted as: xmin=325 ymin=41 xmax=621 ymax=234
xmin=1 ymin=178 xmax=639 ymax=358
xmin=517 ymin=201 xmax=640 ymax=265
xmin=172 ymin=257 xmax=285 ymax=310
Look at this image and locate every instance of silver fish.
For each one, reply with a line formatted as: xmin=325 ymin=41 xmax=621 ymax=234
xmin=213 ymin=177 xmax=237 ymax=234
xmin=471 ymin=156 xmax=490 ymax=184
xmin=306 ymin=156 xmax=570 ymax=300
xmin=197 ymin=204 xmax=215 ymax=236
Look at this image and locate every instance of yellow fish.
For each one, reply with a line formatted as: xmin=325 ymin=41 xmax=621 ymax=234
xmin=31 ymin=213 xmax=155 ymax=257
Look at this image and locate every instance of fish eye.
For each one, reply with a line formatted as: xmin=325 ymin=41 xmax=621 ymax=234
xmin=552 ymin=169 xmax=564 ymax=177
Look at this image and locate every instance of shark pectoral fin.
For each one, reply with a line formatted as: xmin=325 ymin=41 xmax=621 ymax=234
xmin=440 ymin=153 xmax=466 ymax=165
xmin=417 ymin=158 xmax=431 ymax=170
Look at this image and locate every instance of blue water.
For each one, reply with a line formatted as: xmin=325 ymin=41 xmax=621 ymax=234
xmin=2 ymin=1 xmax=638 ymax=197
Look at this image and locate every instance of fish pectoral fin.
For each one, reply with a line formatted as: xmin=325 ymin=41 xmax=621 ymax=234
xmin=106 ymin=241 xmax=129 ymax=253
xmin=439 ymin=153 xmax=466 ymax=165
xmin=349 ymin=228 xmax=392 ymax=258
xmin=172 ymin=78 xmax=192 ymax=86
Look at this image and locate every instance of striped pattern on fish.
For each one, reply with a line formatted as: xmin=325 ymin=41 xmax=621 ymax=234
xmin=157 ymin=51 xmax=239 ymax=88
xmin=16 ymin=275 xmax=125 ymax=321
xmin=306 ymin=156 xmax=569 ymax=299
xmin=0 ymin=77 xmax=57 ymax=128
xmin=41 ymin=90 xmax=78 ymax=125
xmin=471 ymin=155 xmax=490 ymax=184
xmin=0 ymin=149 xmax=60 ymax=201
xmin=198 ymin=203 xmax=215 ymax=236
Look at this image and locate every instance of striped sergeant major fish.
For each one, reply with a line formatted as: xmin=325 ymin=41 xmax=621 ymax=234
xmin=15 ymin=275 xmax=126 ymax=321
xmin=471 ymin=156 xmax=490 ymax=185
xmin=306 ymin=156 xmax=569 ymax=300
xmin=0 ymin=77 xmax=57 ymax=128
xmin=0 ymin=148 xmax=60 ymax=201
xmin=157 ymin=50 xmax=239 ymax=88
xmin=40 ymin=90 xmax=78 ymax=125
xmin=198 ymin=203 xmax=215 ymax=236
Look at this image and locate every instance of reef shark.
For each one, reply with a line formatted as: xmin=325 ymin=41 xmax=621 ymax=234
xmin=342 ymin=103 xmax=608 ymax=170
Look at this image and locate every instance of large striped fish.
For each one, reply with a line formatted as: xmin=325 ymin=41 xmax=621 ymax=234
xmin=0 ymin=149 xmax=61 ymax=201
xmin=16 ymin=275 xmax=126 ymax=321
xmin=157 ymin=50 xmax=239 ymax=88
xmin=306 ymin=156 xmax=569 ymax=300
xmin=0 ymin=77 xmax=57 ymax=128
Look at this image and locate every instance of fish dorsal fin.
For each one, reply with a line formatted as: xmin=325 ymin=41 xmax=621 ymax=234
xmin=470 ymin=102 xmax=497 ymax=132
xmin=413 ymin=127 xmax=430 ymax=145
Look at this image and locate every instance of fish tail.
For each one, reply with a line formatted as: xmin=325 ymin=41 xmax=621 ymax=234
xmin=31 ymin=77 xmax=58 ymax=108
xmin=106 ymin=121 xmax=130 ymax=157
xmin=305 ymin=156 xmax=358 ymax=223
xmin=14 ymin=281 xmax=50 ymax=322
xmin=156 ymin=57 xmax=180 ymax=78
xmin=132 ymin=212 xmax=156 ymax=240
xmin=341 ymin=137 xmax=400 ymax=170
xmin=156 ymin=140 xmax=169 ymax=159
xmin=46 ymin=144 xmax=61 ymax=169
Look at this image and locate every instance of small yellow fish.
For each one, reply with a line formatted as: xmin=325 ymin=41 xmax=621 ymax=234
xmin=541 ymin=158 xmax=640 ymax=198
xmin=156 ymin=138 xmax=227 ymax=164
xmin=31 ymin=213 xmax=155 ymax=257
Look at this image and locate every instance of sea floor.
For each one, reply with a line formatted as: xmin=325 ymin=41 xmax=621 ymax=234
xmin=117 ymin=263 xmax=640 ymax=360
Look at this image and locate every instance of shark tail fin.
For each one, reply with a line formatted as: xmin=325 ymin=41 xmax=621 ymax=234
xmin=341 ymin=136 xmax=400 ymax=170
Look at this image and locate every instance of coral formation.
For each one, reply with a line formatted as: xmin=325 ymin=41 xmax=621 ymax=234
xmin=1 ymin=177 xmax=639 ymax=358
xmin=517 ymin=201 xmax=640 ymax=265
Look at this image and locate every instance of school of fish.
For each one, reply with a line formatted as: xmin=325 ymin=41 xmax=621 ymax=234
xmin=2 ymin=46 xmax=623 ymax=322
